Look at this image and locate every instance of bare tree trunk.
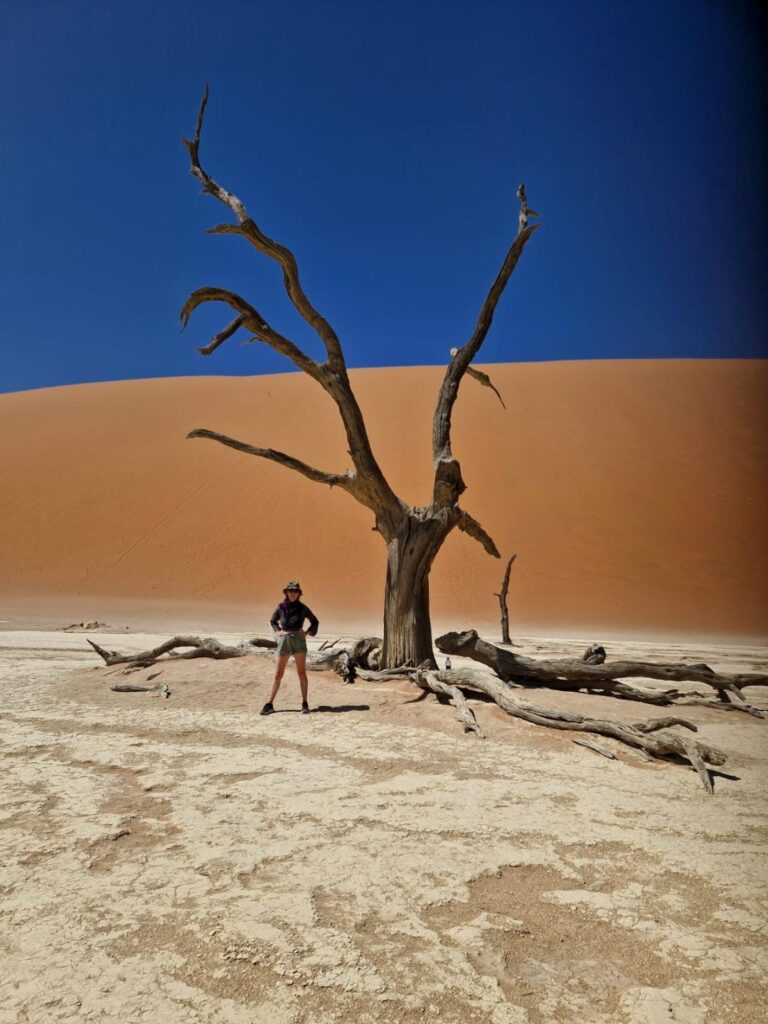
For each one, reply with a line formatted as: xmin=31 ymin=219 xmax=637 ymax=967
xmin=383 ymin=561 xmax=433 ymax=668
xmin=382 ymin=519 xmax=447 ymax=668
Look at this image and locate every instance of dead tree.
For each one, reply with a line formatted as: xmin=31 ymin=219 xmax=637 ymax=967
xmin=180 ymin=88 xmax=540 ymax=669
xmin=494 ymin=554 xmax=517 ymax=644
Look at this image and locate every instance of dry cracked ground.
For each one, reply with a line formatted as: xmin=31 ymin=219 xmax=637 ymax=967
xmin=1 ymin=628 xmax=767 ymax=1023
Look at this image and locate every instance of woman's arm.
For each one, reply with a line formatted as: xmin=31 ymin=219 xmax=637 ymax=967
xmin=302 ymin=605 xmax=319 ymax=637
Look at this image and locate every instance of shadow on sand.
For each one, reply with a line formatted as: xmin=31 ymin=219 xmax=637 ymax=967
xmin=269 ymin=704 xmax=371 ymax=714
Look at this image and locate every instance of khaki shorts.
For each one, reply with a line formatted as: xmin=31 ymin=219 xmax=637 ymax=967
xmin=276 ymin=632 xmax=307 ymax=657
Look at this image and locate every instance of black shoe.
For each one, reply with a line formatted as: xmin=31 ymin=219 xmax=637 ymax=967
xmin=260 ymin=702 xmax=274 ymax=716
xmin=301 ymin=701 xmax=310 ymax=714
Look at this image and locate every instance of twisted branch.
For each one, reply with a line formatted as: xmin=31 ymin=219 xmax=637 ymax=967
xmin=182 ymin=89 xmax=402 ymax=523
xmin=197 ymin=315 xmax=245 ymax=356
xmin=183 ymin=85 xmax=344 ymax=370
xmin=430 ymin=666 xmax=726 ymax=792
xmin=415 ymin=668 xmax=485 ymax=737
xmin=180 ymin=287 xmax=320 ymax=378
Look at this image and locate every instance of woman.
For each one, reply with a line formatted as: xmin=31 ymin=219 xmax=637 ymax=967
xmin=261 ymin=580 xmax=319 ymax=715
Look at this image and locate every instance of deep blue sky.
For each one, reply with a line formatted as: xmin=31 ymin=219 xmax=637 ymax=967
xmin=1 ymin=0 xmax=765 ymax=393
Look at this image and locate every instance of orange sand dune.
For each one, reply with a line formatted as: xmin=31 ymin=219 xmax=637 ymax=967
xmin=0 ymin=360 xmax=766 ymax=638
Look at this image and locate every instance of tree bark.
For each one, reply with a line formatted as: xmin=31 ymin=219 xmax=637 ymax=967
xmin=382 ymin=517 xmax=448 ymax=668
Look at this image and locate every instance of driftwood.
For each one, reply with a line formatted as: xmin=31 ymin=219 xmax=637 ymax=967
xmin=436 ymin=630 xmax=766 ymax=717
xmin=494 ymin=554 xmax=517 ymax=645
xmin=583 ymin=644 xmax=607 ymax=665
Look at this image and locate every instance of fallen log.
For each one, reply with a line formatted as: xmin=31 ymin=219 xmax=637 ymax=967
xmin=87 ymin=635 xmax=384 ymax=675
xmin=350 ymin=637 xmax=383 ymax=670
xmin=426 ymin=667 xmax=726 ymax=792
xmin=435 ymin=630 xmax=766 ymax=717
xmin=87 ymin=636 xmax=263 ymax=668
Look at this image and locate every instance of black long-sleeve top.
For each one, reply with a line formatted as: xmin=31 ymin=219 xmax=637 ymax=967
xmin=269 ymin=599 xmax=319 ymax=636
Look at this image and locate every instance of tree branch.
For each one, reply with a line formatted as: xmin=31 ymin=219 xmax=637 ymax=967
xmin=180 ymin=286 xmax=321 ymax=378
xmin=432 ymin=666 xmax=726 ymax=792
xmin=182 ymin=85 xmax=345 ymax=370
xmin=449 ymin=349 xmax=506 ymax=408
xmin=182 ymin=89 xmax=403 ymax=525
xmin=455 ymin=510 xmax=501 ymax=558
xmin=432 ymin=186 xmax=540 ymax=506
xmin=187 ymin=429 xmax=358 ymax=494
xmin=197 ymin=315 xmax=246 ymax=356
xmin=414 ymin=668 xmax=485 ymax=737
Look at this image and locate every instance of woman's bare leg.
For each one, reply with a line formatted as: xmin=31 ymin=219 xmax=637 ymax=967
xmin=268 ymin=655 xmax=290 ymax=703
xmin=294 ymin=652 xmax=309 ymax=703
